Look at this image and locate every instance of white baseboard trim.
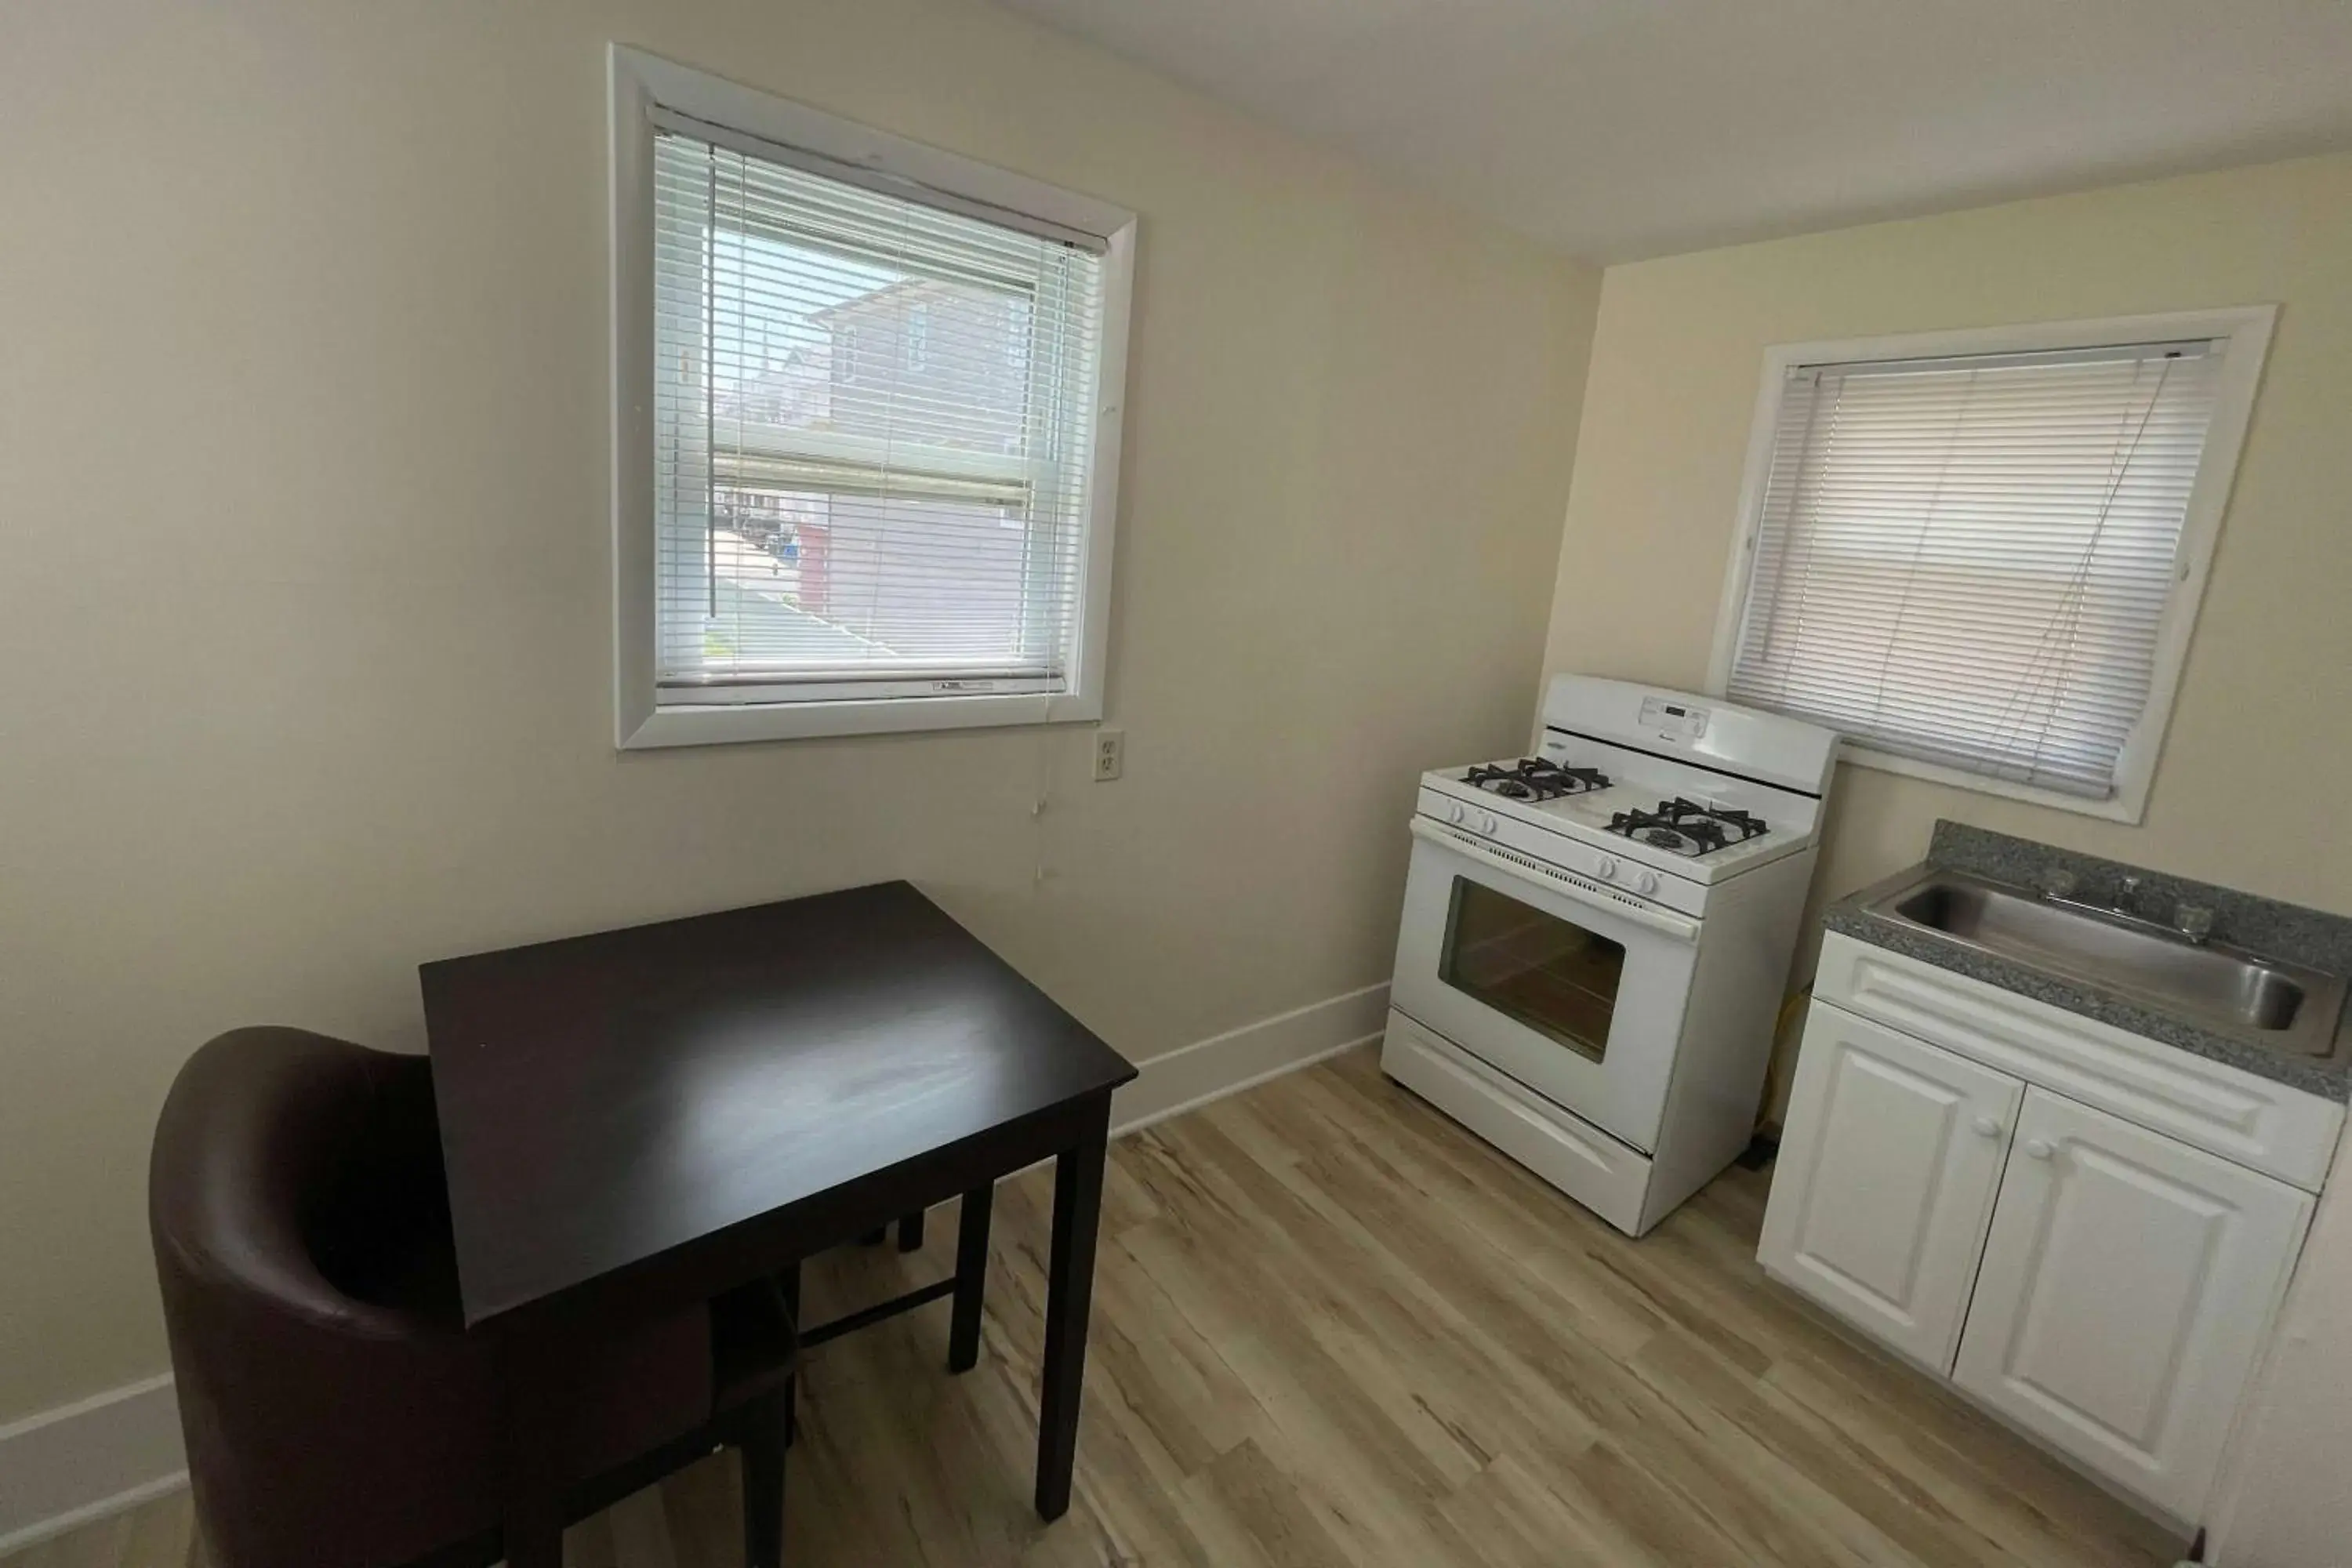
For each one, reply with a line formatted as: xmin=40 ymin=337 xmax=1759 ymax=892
xmin=1110 ymin=981 xmax=1388 ymax=1137
xmin=0 ymin=982 xmax=1390 ymax=1553
xmin=0 ymin=1371 xmax=187 ymax=1555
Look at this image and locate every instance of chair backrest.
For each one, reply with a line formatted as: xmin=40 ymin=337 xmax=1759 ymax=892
xmin=149 ymin=1028 xmax=501 ymax=1568
xmin=151 ymin=1028 xmax=445 ymax=1330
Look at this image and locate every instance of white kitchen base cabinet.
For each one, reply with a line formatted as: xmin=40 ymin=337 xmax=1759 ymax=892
xmin=1762 ymin=967 xmax=2331 ymax=1526
xmin=1758 ymin=1004 xmax=2020 ymax=1373
xmin=1953 ymin=1089 xmax=2312 ymax=1522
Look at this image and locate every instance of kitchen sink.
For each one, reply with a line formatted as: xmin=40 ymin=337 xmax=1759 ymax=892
xmin=1869 ymin=871 xmax=2347 ymax=1058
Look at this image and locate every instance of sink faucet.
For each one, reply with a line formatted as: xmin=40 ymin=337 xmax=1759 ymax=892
xmin=2040 ymin=869 xmax=2216 ymax=946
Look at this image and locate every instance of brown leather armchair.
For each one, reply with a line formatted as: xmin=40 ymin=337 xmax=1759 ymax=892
xmin=150 ymin=1027 xmax=795 ymax=1568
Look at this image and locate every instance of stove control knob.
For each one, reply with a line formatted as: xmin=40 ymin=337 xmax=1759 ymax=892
xmin=1594 ymin=855 xmax=1619 ymax=880
xmin=1633 ymin=870 xmax=1661 ymax=896
xmin=1448 ymin=801 xmax=1467 ymax=826
xmin=1479 ymin=812 xmax=1499 ymax=835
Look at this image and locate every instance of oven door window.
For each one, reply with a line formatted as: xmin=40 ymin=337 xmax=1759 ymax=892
xmin=1437 ymin=877 xmax=1625 ymax=1063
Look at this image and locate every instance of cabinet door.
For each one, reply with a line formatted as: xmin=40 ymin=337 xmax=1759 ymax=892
xmin=1760 ymin=1002 xmax=2024 ymax=1372
xmin=1955 ymin=1089 xmax=2314 ymax=1521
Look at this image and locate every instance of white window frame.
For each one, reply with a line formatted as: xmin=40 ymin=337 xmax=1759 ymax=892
xmin=607 ymin=45 xmax=1137 ymax=748
xmin=1705 ymin=306 xmax=2275 ymax=823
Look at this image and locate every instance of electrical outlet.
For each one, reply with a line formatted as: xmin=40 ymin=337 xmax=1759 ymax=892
xmin=1093 ymin=728 xmax=1124 ymax=782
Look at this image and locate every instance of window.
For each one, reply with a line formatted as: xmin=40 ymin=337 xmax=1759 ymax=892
xmin=608 ymin=47 xmax=1134 ymax=746
xmin=1710 ymin=309 xmax=2273 ymax=821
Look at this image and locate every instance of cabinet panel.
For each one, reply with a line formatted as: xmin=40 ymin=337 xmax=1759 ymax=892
xmin=1761 ymin=1002 xmax=2023 ymax=1372
xmin=1816 ymin=932 xmax=2343 ymax=1190
xmin=1955 ymin=1089 xmax=2314 ymax=1521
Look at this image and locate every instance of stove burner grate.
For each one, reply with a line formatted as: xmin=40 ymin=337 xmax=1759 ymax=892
xmin=1604 ymin=797 xmax=1769 ymax=858
xmin=1463 ymin=758 xmax=1611 ymax=801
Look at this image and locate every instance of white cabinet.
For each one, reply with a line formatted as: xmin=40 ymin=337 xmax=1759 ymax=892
xmin=1815 ymin=932 xmax=2343 ymax=1189
xmin=1759 ymin=1005 xmax=2020 ymax=1372
xmin=1955 ymin=1090 xmax=2313 ymax=1522
xmin=1762 ymin=980 xmax=2325 ymax=1525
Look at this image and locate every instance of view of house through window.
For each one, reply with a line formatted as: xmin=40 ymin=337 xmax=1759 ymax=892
xmin=652 ymin=129 xmax=1105 ymax=706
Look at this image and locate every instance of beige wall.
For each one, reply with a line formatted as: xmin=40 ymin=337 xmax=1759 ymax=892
xmin=0 ymin=0 xmax=1599 ymax=1421
xmin=1541 ymin=151 xmax=2352 ymax=1093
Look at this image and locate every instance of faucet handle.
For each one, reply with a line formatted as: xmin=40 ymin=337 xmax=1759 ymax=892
xmin=2177 ymin=905 xmax=2215 ymax=942
xmin=2044 ymin=869 xmax=2078 ymax=900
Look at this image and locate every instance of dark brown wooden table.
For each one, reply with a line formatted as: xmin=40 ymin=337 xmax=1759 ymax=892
xmin=419 ymin=884 xmax=1136 ymax=1568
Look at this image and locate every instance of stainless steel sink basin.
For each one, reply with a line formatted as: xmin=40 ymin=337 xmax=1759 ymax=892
xmin=1868 ymin=871 xmax=2348 ymax=1059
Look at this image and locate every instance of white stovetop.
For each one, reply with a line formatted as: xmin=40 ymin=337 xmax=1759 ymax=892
xmin=1420 ymin=760 xmax=1818 ymax=884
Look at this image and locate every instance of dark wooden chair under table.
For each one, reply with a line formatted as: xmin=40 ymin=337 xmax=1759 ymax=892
xmin=148 ymin=1027 xmax=800 ymax=1568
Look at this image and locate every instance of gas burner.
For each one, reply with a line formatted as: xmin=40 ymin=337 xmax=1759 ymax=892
xmin=1463 ymin=758 xmax=1611 ymax=802
xmin=1604 ymin=797 xmax=1769 ymax=858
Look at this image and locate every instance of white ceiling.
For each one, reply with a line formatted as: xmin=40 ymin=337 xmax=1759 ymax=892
xmin=992 ymin=0 xmax=2352 ymax=260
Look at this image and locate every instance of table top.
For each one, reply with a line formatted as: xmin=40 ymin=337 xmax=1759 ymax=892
xmin=419 ymin=883 xmax=1134 ymax=1327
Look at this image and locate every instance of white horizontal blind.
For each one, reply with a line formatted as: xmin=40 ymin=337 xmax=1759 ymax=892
xmin=652 ymin=126 xmax=1105 ymax=706
xmin=1728 ymin=340 xmax=2227 ymax=797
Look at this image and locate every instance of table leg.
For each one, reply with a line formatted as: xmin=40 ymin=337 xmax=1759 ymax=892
xmin=778 ymin=1260 xmax=802 ymax=1449
xmin=739 ymin=1387 xmax=788 ymax=1568
xmin=1034 ymin=1110 xmax=1108 ymax=1520
xmin=898 ymin=1208 xmax=927 ymax=1252
xmin=949 ymin=1181 xmax=993 ymax=1373
xmin=498 ymin=1331 xmax=570 ymax=1568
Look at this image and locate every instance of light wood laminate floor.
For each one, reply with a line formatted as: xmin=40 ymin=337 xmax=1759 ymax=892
xmin=11 ymin=1047 xmax=2183 ymax=1568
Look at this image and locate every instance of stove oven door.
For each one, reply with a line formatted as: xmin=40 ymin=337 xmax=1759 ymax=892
xmin=1391 ymin=818 xmax=1700 ymax=1153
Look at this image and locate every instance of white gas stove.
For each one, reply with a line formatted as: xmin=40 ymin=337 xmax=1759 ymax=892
xmin=1382 ymin=674 xmax=1838 ymax=1236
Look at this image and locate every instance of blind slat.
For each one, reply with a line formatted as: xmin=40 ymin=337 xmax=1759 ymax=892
xmin=652 ymin=129 xmax=1105 ymax=696
xmin=1728 ymin=342 xmax=2227 ymax=797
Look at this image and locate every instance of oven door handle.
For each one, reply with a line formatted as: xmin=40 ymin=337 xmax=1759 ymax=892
xmin=1410 ymin=818 xmax=1701 ymax=944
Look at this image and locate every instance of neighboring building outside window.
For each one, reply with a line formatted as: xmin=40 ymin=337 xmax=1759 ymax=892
xmin=906 ymin=302 xmax=930 ymax=372
xmin=608 ymin=46 xmax=1136 ymax=747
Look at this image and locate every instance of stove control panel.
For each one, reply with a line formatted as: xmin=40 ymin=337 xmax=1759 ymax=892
xmin=1446 ymin=800 xmax=1503 ymax=837
xmin=1638 ymin=695 xmax=1709 ymax=743
xmin=1413 ymin=786 xmax=1711 ymax=917
xmin=1446 ymin=800 xmax=1505 ymax=835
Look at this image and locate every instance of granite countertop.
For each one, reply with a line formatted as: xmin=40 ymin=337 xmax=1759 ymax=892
xmin=1823 ymin=822 xmax=2352 ymax=1102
